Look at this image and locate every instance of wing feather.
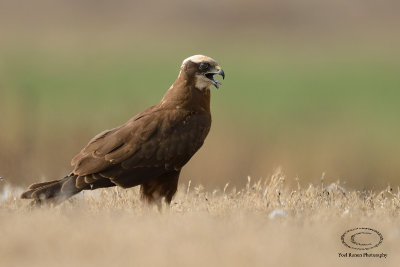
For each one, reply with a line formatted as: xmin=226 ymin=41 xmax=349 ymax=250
xmin=71 ymin=107 xmax=210 ymax=181
xmin=71 ymin=127 xmax=121 ymax=165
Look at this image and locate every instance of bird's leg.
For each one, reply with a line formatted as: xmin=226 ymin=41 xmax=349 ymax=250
xmin=140 ymin=170 xmax=180 ymax=210
xmin=140 ymin=190 xmax=163 ymax=211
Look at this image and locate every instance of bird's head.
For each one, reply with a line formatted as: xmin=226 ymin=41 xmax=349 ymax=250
xmin=180 ymin=55 xmax=225 ymax=89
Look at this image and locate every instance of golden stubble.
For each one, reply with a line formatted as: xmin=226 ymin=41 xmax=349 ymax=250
xmin=1 ymin=171 xmax=399 ymax=267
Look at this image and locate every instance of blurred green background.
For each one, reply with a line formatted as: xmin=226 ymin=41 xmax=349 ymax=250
xmin=0 ymin=0 xmax=399 ymax=190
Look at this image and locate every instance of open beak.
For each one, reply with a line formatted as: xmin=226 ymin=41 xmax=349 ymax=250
xmin=205 ymin=66 xmax=225 ymax=89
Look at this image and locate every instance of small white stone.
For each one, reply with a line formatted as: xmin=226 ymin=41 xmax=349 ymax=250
xmin=268 ymin=209 xmax=287 ymax=219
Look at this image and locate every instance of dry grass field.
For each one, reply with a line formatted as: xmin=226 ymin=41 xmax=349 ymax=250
xmin=1 ymin=1 xmax=399 ymax=267
xmin=1 ymin=171 xmax=399 ymax=267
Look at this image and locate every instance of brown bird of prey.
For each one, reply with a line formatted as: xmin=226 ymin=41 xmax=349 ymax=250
xmin=21 ymin=55 xmax=225 ymax=206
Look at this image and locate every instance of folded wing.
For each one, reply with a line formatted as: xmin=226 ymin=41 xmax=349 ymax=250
xmin=70 ymin=107 xmax=211 ymax=188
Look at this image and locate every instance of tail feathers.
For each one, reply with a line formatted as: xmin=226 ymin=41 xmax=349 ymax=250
xmin=27 ymin=180 xmax=60 ymax=190
xmin=21 ymin=175 xmax=82 ymax=205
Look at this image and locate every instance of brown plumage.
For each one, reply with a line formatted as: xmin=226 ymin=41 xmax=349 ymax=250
xmin=21 ymin=55 xmax=225 ymax=206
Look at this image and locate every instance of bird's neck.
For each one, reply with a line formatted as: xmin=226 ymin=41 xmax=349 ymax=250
xmin=160 ymin=71 xmax=211 ymax=113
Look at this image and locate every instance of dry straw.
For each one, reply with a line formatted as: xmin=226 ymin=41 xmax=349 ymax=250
xmin=1 ymin=170 xmax=399 ymax=267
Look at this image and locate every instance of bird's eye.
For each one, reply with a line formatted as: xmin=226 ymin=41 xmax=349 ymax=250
xmin=199 ymin=62 xmax=209 ymax=70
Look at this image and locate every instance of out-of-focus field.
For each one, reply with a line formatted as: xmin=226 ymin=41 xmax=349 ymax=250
xmin=1 ymin=0 xmax=400 ymax=190
xmin=1 ymin=1 xmax=400 ymax=192
xmin=1 ymin=1 xmax=399 ymax=266
xmin=2 ymin=42 xmax=400 ymax=189
xmin=1 ymin=172 xmax=399 ymax=267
